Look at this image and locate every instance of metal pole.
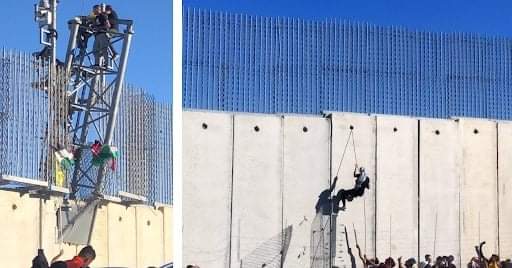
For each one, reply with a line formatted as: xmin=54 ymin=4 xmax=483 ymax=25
xmin=94 ymin=24 xmax=134 ymax=194
xmin=50 ymin=0 xmax=57 ymax=69
xmin=64 ymin=18 xmax=80 ymax=75
xmin=433 ymin=210 xmax=438 ymax=257
xmin=39 ymin=199 xmax=43 ymax=249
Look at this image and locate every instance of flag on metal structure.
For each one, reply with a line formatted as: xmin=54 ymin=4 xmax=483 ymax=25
xmin=54 ymin=149 xmax=75 ymax=170
xmin=92 ymin=145 xmax=119 ymax=170
xmin=55 ymin=160 xmax=65 ymax=187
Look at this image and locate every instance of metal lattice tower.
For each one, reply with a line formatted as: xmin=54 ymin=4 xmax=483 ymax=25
xmin=64 ymin=16 xmax=133 ymax=199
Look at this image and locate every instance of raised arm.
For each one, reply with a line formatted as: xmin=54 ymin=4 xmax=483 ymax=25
xmin=478 ymin=241 xmax=488 ymax=263
xmin=50 ymin=249 xmax=64 ymax=264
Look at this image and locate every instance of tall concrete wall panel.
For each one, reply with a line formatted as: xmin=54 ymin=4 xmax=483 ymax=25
xmin=0 ymin=191 xmax=171 ymax=268
xmin=331 ymin=113 xmax=376 ymax=266
xmin=376 ymin=116 xmax=418 ymax=260
xmin=89 ymin=205 xmax=109 ymax=266
xmin=183 ymin=111 xmax=233 ymax=268
xmin=136 ymin=206 xmax=166 ymax=267
xmin=498 ymin=122 xmax=512 ymax=257
xmin=419 ymin=119 xmax=461 ymax=264
xmin=459 ymin=119 xmax=498 ymax=262
xmin=231 ymin=114 xmax=283 ymax=268
xmin=282 ymin=116 xmax=330 ymax=268
xmin=107 ymin=204 xmax=138 ymax=267
xmin=163 ymin=206 xmax=173 ymax=262
xmin=0 ymin=191 xmax=39 ymax=267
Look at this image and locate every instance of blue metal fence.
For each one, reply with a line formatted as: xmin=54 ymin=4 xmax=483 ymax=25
xmin=183 ymin=9 xmax=512 ymax=120
xmin=0 ymin=49 xmax=172 ymax=204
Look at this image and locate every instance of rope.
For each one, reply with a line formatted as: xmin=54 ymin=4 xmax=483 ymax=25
xmin=351 ymin=130 xmax=358 ymax=166
xmin=353 ymin=223 xmax=358 ymax=245
xmin=433 ymin=210 xmax=438 ymax=257
xmin=335 ymin=130 xmax=353 ymax=178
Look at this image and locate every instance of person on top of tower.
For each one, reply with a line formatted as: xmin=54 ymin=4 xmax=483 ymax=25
xmin=105 ymin=5 xmax=119 ymax=58
xmin=92 ymin=4 xmax=111 ymax=66
xmin=105 ymin=5 xmax=119 ymax=32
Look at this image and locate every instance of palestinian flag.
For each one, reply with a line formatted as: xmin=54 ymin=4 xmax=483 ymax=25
xmin=92 ymin=145 xmax=120 ymax=170
xmin=54 ymin=149 xmax=75 ymax=170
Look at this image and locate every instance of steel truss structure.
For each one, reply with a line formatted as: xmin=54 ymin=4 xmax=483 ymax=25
xmin=64 ymin=17 xmax=133 ymax=199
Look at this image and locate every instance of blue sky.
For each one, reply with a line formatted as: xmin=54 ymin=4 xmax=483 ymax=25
xmin=5 ymin=1 xmax=512 ymax=104
xmin=2 ymin=0 xmax=172 ymax=102
xmin=184 ymin=0 xmax=512 ymax=38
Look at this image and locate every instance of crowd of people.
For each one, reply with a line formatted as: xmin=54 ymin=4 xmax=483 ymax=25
xmin=353 ymin=242 xmax=512 ymax=268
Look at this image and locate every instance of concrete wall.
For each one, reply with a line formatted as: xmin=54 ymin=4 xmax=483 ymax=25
xmin=183 ymin=111 xmax=233 ymax=267
xmin=459 ymin=119 xmax=499 ymax=262
xmin=282 ymin=116 xmax=330 ymax=268
xmin=183 ymin=110 xmax=511 ymax=267
xmin=331 ymin=113 xmax=376 ymax=267
xmin=231 ymin=114 xmax=283 ymax=268
xmin=376 ymin=116 xmax=418 ymax=260
xmin=0 ymin=190 xmax=172 ymax=268
xmin=419 ymin=119 xmax=461 ymax=264
xmin=498 ymin=122 xmax=512 ymax=258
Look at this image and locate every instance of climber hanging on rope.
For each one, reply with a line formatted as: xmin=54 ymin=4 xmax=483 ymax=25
xmin=336 ymin=165 xmax=370 ymax=211
xmin=354 ymin=165 xmax=369 ymax=189
xmin=329 ymin=126 xmax=371 ymax=212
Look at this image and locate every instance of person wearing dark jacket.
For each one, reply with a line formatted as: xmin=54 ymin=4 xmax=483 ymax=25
xmin=105 ymin=5 xmax=119 ymax=58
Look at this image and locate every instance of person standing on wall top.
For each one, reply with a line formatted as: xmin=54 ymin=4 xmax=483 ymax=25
xmin=50 ymin=245 xmax=96 ymax=268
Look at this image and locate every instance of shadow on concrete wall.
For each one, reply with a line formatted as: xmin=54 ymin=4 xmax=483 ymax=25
xmin=240 ymin=225 xmax=293 ymax=268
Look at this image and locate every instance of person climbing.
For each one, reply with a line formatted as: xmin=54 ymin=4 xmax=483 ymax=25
xmin=354 ymin=164 xmax=370 ymax=190
xmin=50 ymin=245 xmax=96 ymax=268
xmin=335 ymin=170 xmax=370 ymax=211
xmin=315 ymin=176 xmax=338 ymax=215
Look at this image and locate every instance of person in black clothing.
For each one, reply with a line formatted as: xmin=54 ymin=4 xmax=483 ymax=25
xmin=105 ymin=5 xmax=119 ymax=58
xmin=92 ymin=4 xmax=111 ymax=65
xmin=77 ymin=5 xmax=100 ymax=49
xmin=106 ymin=5 xmax=119 ymax=31
xmin=31 ymin=249 xmax=49 ymax=268
xmin=315 ymin=176 xmax=338 ymax=215
xmin=336 ymin=175 xmax=370 ymax=211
